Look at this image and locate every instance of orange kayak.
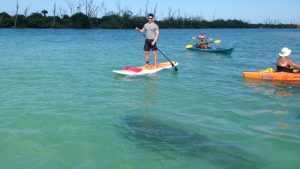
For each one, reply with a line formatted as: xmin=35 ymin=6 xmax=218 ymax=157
xmin=243 ymin=71 xmax=300 ymax=81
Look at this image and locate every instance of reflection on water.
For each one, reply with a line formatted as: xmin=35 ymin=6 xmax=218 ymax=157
xmin=141 ymin=76 xmax=158 ymax=110
xmin=243 ymin=78 xmax=300 ymax=97
xmin=120 ymin=115 xmax=261 ymax=169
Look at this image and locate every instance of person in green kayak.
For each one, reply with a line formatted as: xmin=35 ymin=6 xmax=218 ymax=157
xmin=136 ymin=13 xmax=159 ymax=68
xmin=196 ymin=33 xmax=211 ymax=49
xmin=277 ymin=47 xmax=300 ymax=73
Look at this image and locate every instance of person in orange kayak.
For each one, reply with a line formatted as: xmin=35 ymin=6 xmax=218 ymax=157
xmin=277 ymin=47 xmax=300 ymax=73
xmin=196 ymin=33 xmax=211 ymax=49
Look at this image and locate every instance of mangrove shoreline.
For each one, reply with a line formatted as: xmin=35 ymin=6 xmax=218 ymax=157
xmin=0 ymin=11 xmax=298 ymax=29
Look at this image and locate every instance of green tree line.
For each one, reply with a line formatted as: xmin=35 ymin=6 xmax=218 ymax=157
xmin=0 ymin=10 xmax=297 ymax=29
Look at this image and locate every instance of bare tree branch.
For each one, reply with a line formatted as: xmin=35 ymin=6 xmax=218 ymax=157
xmin=138 ymin=8 xmax=142 ymax=16
xmin=153 ymin=3 xmax=157 ymax=17
xmin=85 ymin=0 xmax=88 ymax=15
xmin=144 ymin=0 xmax=149 ymax=16
xmin=65 ymin=0 xmax=76 ymax=15
xmin=77 ymin=0 xmax=84 ymax=13
xmin=160 ymin=9 xmax=164 ymax=20
xmin=99 ymin=0 xmax=107 ymax=16
xmin=116 ymin=0 xmax=122 ymax=15
xmin=177 ymin=9 xmax=181 ymax=19
xmin=212 ymin=9 xmax=216 ymax=21
xmin=53 ymin=3 xmax=56 ymax=25
xmin=59 ymin=7 xmax=68 ymax=17
xmin=167 ymin=7 xmax=178 ymax=20
xmin=14 ymin=0 xmax=19 ymax=28
xmin=86 ymin=0 xmax=99 ymax=18
xmin=24 ymin=5 xmax=30 ymax=17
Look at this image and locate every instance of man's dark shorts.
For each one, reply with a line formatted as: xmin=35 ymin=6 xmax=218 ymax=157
xmin=144 ymin=39 xmax=158 ymax=51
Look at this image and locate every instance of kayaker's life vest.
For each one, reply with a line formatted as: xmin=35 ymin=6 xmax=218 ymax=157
xmin=199 ymin=45 xmax=212 ymax=49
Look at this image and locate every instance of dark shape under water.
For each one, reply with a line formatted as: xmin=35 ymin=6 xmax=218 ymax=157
xmin=121 ymin=115 xmax=262 ymax=169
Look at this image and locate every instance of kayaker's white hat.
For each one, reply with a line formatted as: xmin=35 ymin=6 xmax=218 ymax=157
xmin=279 ymin=47 xmax=291 ymax=57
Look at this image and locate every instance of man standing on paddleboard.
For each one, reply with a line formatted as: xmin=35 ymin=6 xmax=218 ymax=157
xmin=136 ymin=13 xmax=159 ymax=68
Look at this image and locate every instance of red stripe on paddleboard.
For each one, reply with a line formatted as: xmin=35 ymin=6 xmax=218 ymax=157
xmin=122 ymin=67 xmax=143 ymax=73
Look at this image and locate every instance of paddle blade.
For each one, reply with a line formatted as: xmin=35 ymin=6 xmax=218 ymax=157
xmin=172 ymin=64 xmax=178 ymax=71
xmin=186 ymin=44 xmax=193 ymax=49
xmin=214 ymin=40 xmax=221 ymax=43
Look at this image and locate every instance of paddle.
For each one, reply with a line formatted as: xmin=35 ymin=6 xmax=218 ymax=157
xmin=136 ymin=29 xmax=178 ymax=71
xmin=186 ymin=44 xmax=193 ymax=49
xmin=213 ymin=40 xmax=222 ymax=43
xmin=187 ymin=37 xmax=221 ymax=49
xmin=192 ymin=36 xmax=221 ymax=43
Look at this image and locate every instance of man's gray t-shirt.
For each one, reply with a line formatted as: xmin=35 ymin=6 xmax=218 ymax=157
xmin=143 ymin=22 xmax=159 ymax=40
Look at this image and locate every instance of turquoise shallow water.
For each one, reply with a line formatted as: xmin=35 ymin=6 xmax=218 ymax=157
xmin=0 ymin=28 xmax=300 ymax=169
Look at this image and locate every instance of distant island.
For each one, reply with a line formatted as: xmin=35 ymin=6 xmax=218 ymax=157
xmin=0 ymin=10 xmax=298 ymax=29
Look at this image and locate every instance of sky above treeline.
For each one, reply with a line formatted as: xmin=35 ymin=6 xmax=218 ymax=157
xmin=0 ymin=0 xmax=299 ymax=24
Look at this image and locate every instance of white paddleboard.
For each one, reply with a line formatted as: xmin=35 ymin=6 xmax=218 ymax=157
xmin=113 ymin=62 xmax=178 ymax=76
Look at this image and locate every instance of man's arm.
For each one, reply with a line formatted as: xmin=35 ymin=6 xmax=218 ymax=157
xmin=136 ymin=27 xmax=145 ymax=32
xmin=152 ymin=29 xmax=159 ymax=45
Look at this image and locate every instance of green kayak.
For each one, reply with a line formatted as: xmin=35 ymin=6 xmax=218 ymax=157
xmin=187 ymin=46 xmax=234 ymax=54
